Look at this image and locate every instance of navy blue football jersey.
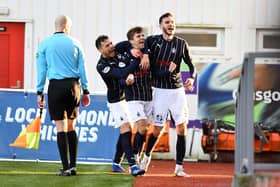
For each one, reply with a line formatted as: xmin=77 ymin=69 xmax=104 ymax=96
xmin=146 ymin=35 xmax=195 ymax=89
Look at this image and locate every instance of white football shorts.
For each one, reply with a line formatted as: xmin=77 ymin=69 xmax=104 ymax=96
xmin=153 ymin=87 xmax=189 ymax=127
xmin=127 ymin=100 xmax=153 ymax=124
xmin=107 ymin=100 xmax=130 ymax=128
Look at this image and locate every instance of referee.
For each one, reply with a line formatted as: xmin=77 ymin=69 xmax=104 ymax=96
xmin=36 ymin=15 xmax=90 ymax=176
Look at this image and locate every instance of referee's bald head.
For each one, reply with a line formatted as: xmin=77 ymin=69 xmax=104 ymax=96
xmin=55 ymin=15 xmax=72 ymax=34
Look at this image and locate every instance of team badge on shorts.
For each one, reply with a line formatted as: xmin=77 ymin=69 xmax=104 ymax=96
xmin=155 ymin=114 xmax=163 ymax=123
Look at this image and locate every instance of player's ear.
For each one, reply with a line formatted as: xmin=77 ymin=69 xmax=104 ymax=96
xmin=159 ymin=23 xmax=163 ymax=30
xmin=98 ymin=48 xmax=103 ymax=54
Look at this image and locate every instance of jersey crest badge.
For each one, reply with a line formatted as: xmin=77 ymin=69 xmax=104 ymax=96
xmin=102 ymin=66 xmax=111 ymax=74
xmin=118 ymin=62 xmax=126 ymax=68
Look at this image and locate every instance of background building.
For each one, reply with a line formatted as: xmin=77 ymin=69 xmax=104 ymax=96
xmin=0 ymin=0 xmax=279 ymax=93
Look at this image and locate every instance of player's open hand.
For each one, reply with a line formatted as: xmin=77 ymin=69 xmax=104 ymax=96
xmin=140 ymin=54 xmax=150 ymax=70
xmin=130 ymin=48 xmax=142 ymax=58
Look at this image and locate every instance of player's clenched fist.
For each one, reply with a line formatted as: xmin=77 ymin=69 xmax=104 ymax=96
xmin=184 ymin=78 xmax=194 ymax=91
xmin=169 ymin=61 xmax=177 ymax=73
xmin=126 ymin=74 xmax=135 ymax=85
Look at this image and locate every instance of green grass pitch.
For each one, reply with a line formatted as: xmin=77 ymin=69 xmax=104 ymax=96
xmin=0 ymin=161 xmax=133 ymax=187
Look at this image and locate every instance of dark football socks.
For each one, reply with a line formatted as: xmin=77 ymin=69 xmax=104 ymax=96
xmin=113 ymin=134 xmax=124 ymax=164
xmin=57 ymin=132 xmax=69 ymax=170
xmin=176 ymin=135 xmax=186 ymax=165
xmin=67 ymin=130 xmax=78 ymax=168
xmin=120 ymin=132 xmax=136 ymax=166
xmin=133 ymin=132 xmax=145 ymax=155
xmin=145 ymin=133 xmax=158 ymax=157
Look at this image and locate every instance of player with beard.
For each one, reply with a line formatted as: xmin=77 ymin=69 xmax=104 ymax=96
xmin=139 ymin=12 xmax=196 ymax=177
xmin=95 ymin=35 xmax=145 ymax=176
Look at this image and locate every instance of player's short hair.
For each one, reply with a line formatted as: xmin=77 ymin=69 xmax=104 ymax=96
xmin=95 ymin=35 xmax=109 ymax=49
xmin=126 ymin=26 xmax=143 ymax=40
xmin=159 ymin=12 xmax=174 ymax=24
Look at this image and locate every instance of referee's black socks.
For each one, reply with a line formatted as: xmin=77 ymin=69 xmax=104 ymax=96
xmin=57 ymin=132 xmax=69 ymax=170
xmin=67 ymin=130 xmax=78 ymax=168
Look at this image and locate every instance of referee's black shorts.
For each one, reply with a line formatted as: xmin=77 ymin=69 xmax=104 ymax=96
xmin=47 ymin=78 xmax=81 ymax=121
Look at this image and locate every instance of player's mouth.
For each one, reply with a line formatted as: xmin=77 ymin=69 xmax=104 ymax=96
xmin=109 ymin=47 xmax=115 ymax=53
xmin=168 ymin=27 xmax=174 ymax=32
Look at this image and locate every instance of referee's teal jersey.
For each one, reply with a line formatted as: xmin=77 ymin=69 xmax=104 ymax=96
xmin=36 ymin=32 xmax=89 ymax=92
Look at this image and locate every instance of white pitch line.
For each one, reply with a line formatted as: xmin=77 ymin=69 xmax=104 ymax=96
xmin=0 ymin=171 xmax=233 ymax=178
xmin=0 ymin=171 xmax=129 ymax=175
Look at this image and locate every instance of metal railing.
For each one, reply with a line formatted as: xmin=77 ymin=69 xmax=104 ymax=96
xmin=235 ymin=52 xmax=280 ymax=175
